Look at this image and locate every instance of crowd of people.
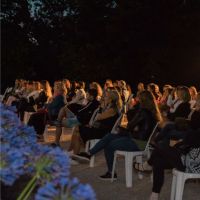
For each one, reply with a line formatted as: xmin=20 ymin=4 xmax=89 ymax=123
xmin=2 ymin=78 xmax=200 ymax=200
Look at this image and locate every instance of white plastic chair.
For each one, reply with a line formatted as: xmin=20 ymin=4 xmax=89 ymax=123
xmin=170 ymin=169 xmax=200 ymax=200
xmin=111 ymin=122 xmax=159 ymax=187
xmin=85 ymin=113 xmax=124 ymax=167
xmin=123 ymin=94 xmax=134 ymax=113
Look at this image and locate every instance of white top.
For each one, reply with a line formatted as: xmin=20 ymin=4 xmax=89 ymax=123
xmin=68 ymin=89 xmax=86 ymax=105
xmin=27 ymin=90 xmax=40 ymax=102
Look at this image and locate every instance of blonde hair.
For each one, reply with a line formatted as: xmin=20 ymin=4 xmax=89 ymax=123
xmin=195 ymin=92 xmax=200 ymax=109
xmin=107 ymin=90 xmax=123 ymax=112
xmin=53 ymin=81 xmax=66 ymax=95
xmin=41 ymin=80 xmax=52 ymax=98
xmin=91 ymin=82 xmax=103 ymax=97
xmin=138 ymin=90 xmax=163 ymax=122
xmin=189 ymin=86 xmax=198 ymax=99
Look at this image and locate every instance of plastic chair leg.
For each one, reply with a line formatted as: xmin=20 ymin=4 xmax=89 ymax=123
xmin=125 ymin=154 xmax=133 ymax=187
xmin=170 ymin=174 xmax=177 ymax=200
xmin=175 ymin=174 xmax=185 ymax=200
xmin=111 ymin=153 xmax=117 ymax=182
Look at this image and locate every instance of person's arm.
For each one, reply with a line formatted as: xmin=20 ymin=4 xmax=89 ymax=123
xmin=68 ymin=90 xmax=85 ymax=104
xmin=95 ymin=108 xmax=116 ymax=121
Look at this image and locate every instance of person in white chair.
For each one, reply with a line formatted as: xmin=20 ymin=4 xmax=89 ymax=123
xmin=75 ymin=90 xmax=162 ymax=180
xmin=134 ymin=95 xmax=200 ymax=200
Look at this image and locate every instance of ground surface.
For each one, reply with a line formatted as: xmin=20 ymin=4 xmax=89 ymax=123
xmin=44 ymin=126 xmax=200 ymax=200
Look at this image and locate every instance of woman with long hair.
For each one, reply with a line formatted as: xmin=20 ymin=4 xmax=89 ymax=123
xmin=69 ymin=89 xmax=122 ymax=155
xmin=75 ymin=90 xmax=162 ymax=179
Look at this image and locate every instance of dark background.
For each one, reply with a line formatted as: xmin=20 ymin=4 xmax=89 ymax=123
xmin=1 ymin=0 xmax=200 ymax=92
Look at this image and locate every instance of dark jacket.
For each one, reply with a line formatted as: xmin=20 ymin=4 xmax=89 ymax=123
xmin=35 ymin=91 xmax=48 ymax=109
xmin=126 ymin=108 xmax=157 ymax=141
xmin=76 ymin=99 xmax=100 ymax=125
xmin=190 ymin=110 xmax=200 ymax=130
xmin=168 ymin=102 xmax=191 ymax=121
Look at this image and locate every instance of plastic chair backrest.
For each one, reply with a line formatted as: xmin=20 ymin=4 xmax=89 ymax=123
xmin=111 ymin=113 xmax=124 ymax=134
xmin=88 ymin=108 xmax=100 ymax=127
xmin=144 ymin=122 xmax=159 ymax=152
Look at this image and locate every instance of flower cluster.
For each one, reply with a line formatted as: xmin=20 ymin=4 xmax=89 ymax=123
xmin=0 ymin=103 xmax=96 ymax=200
xmin=35 ymin=177 xmax=96 ymax=200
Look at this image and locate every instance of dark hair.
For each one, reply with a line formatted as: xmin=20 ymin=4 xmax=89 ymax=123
xmin=77 ymin=81 xmax=85 ymax=89
xmin=88 ymin=89 xmax=98 ymax=99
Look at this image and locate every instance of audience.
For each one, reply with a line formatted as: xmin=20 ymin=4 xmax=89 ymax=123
xmin=74 ymin=90 xmax=162 ymax=179
xmin=3 ymin=78 xmax=199 ymax=200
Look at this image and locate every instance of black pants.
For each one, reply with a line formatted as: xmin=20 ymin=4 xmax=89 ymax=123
xmin=79 ymin=126 xmax=109 ymax=144
xmin=148 ymin=146 xmax=185 ymax=193
xmin=28 ymin=112 xmax=47 ymax=135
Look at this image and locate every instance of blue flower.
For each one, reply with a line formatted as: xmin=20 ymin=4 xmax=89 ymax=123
xmin=35 ymin=178 xmax=96 ymax=200
xmin=1 ymin=103 xmax=96 ymax=200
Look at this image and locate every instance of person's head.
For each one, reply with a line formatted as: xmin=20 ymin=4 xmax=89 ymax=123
xmin=195 ymin=92 xmax=200 ymax=110
xmin=63 ymin=79 xmax=71 ymax=89
xmin=104 ymin=79 xmax=113 ymax=89
xmin=177 ymin=86 xmax=191 ymax=102
xmin=137 ymin=82 xmax=145 ymax=92
xmin=147 ymin=83 xmax=157 ymax=93
xmin=119 ymin=80 xmax=127 ymax=89
xmin=34 ymin=81 xmax=41 ymax=91
xmin=163 ymin=87 xmax=174 ymax=97
xmin=70 ymin=81 xmax=77 ymax=91
xmin=113 ymin=81 xmax=118 ymax=88
xmin=87 ymin=89 xmax=98 ymax=101
xmin=90 ymin=82 xmax=103 ymax=98
xmin=105 ymin=90 xmax=122 ymax=112
xmin=15 ymin=79 xmax=21 ymax=87
xmin=189 ymin=86 xmax=198 ymax=100
xmin=77 ymin=81 xmax=85 ymax=90
xmin=27 ymin=81 xmax=34 ymax=91
xmin=41 ymin=80 xmax=52 ymax=98
xmin=138 ymin=90 xmax=162 ymax=122
xmin=53 ymin=81 xmax=65 ymax=95
xmin=163 ymin=84 xmax=173 ymax=92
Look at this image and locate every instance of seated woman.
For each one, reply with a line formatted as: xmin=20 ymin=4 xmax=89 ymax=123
xmin=74 ymin=90 xmax=162 ymax=179
xmin=34 ymin=80 xmax=52 ymax=109
xmin=134 ymin=124 xmax=200 ymax=200
xmin=46 ymin=82 xmax=66 ymax=121
xmin=54 ymin=89 xmax=100 ymax=146
xmin=155 ymin=86 xmax=192 ymax=147
xmin=18 ymin=81 xmax=41 ymax=121
xmin=67 ymin=81 xmax=87 ymax=114
xmin=79 ymin=89 xmax=122 ymax=144
xmin=28 ymin=82 xmax=65 ymax=138
xmin=147 ymin=83 xmax=162 ymax=103
xmin=89 ymin=81 xmax=103 ymax=101
xmin=189 ymin=86 xmax=198 ymax=109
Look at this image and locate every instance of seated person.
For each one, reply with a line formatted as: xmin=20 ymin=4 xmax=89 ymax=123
xmin=69 ymin=89 xmax=122 ymax=155
xmin=54 ymin=89 xmax=100 ymax=146
xmin=67 ymin=81 xmax=87 ymax=114
xmin=154 ymin=86 xmax=192 ymax=147
xmin=46 ymin=82 xmax=65 ymax=121
xmin=74 ymin=90 xmax=162 ymax=180
xmin=28 ymin=82 xmax=65 ymax=138
xmin=134 ymin=127 xmax=200 ymax=200
xmin=79 ymin=89 xmax=122 ymax=144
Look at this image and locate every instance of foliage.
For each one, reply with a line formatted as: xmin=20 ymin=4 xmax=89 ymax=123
xmin=1 ymin=0 xmax=200 ymax=89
